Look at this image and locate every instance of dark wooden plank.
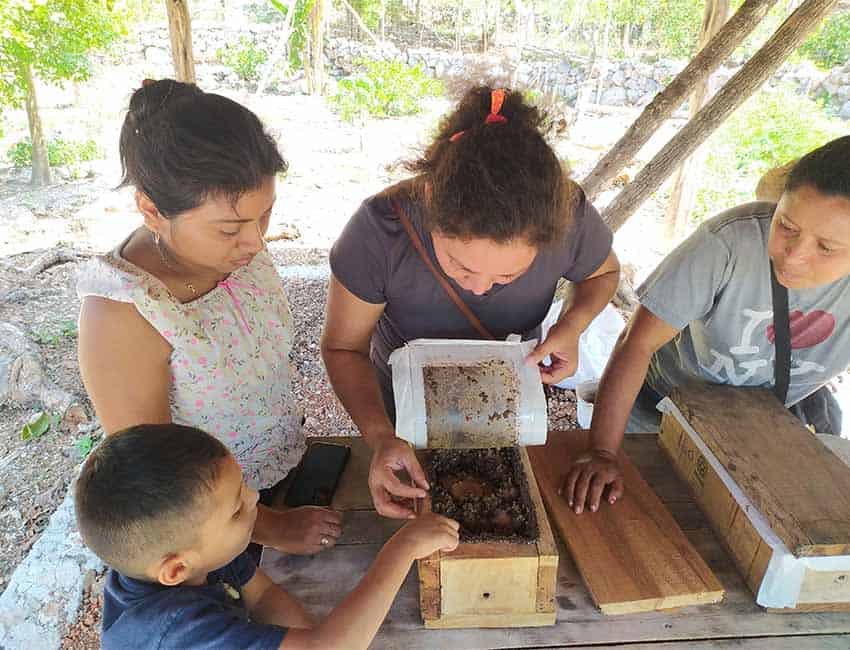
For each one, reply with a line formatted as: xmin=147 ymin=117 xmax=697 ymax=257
xmin=671 ymin=385 xmax=850 ymax=556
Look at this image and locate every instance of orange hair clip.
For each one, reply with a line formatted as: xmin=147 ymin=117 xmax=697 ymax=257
xmin=449 ymin=88 xmax=508 ymax=142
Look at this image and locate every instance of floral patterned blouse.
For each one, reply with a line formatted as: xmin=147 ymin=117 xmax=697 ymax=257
xmin=77 ymin=238 xmax=305 ymax=489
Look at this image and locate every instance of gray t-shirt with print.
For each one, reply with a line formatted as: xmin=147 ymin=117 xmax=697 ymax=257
xmin=639 ymin=201 xmax=850 ymax=406
xmin=330 ymin=187 xmax=613 ymax=402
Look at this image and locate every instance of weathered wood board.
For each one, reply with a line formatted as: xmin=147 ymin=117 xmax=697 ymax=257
xmin=527 ymin=430 xmax=724 ymax=614
xmin=660 ymin=385 xmax=850 ymax=611
xmin=668 ymin=385 xmax=850 ymax=557
xmin=416 ymin=447 xmax=558 ymax=628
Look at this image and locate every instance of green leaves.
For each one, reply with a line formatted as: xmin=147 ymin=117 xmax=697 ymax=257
xmin=76 ymin=433 xmax=95 ymax=458
xmin=7 ymin=137 xmax=98 ymax=168
xmin=21 ymin=411 xmax=52 ymax=441
xmin=693 ymin=85 xmax=845 ymax=223
xmin=33 ymin=319 xmax=79 ymax=346
xmin=798 ymin=11 xmax=850 ymax=70
xmin=328 ymin=60 xmax=444 ymax=123
xmin=216 ymin=37 xmax=269 ymax=82
xmin=0 ymin=0 xmax=121 ymax=108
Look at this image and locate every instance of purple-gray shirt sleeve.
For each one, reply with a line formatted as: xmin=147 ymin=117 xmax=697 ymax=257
xmin=561 ymin=192 xmax=614 ymax=281
xmin=637 ymin=222 xmax=734 ymax=330
xmin=329 ymin=200 xmax=390 ymax=304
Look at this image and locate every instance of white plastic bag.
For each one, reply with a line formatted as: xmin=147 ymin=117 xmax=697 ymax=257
xmin=540 ymin=300 xmax=625 ymax=390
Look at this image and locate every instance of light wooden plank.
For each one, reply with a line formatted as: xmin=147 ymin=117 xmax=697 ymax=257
xmin=519 ymin=446 xmax=559 ymax=615
xmin=424 ymin=612 xmax=556 ymax=629
xmin=418 ymin=556 xmax=440 ymax=620
xmin=672 ymin=385 xmax=850 ymax=557
xmin=527 ymin=430 xmax=724 ymax=615
xmin=441 ymin=556 xmax=538 ymax=616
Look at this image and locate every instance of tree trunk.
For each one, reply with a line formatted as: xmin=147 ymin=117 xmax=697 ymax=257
xmin=494 ymin=0 xmax=501 ymax=46
xmin=580 ymin=0 xmax=777 ymax=201
xmin=455 ymin=2 xmax=463 ymax=52
xmin=24 ymin=64 xmax=50 ymax=187
xmin=664 ymin=0 xmax=730 ymax=243
xmin=482 ymin=0 xmax=489 ymax=52
xmin=165 ymin=0 xmax=196 ymax=83
xmin=307 ymin=0 xmax=326 ymax=95
xmin=602 ymin=0 xmax=840 ymax=232
xmin=594 ymin=0 xmax=612 ymax=105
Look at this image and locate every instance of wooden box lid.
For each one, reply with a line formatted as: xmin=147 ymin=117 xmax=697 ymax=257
xmin=669 ymin=384 xmax=850 ymax=557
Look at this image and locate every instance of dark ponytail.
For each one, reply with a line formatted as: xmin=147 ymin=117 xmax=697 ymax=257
xmin=406 ymin=85 xmax=576 ymax=247
xmin=119 ymin=79 xmax=287 ymax=217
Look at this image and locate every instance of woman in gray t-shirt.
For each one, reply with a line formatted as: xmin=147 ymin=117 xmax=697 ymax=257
xmin=321 ymin=86 xmax=621 ymax=519
xmin=566 ymin=136 xmax=850 ymax=516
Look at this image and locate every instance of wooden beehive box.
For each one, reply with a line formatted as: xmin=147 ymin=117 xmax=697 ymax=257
xmin=416 ymin=446 xmax=558 ymax=628
xmin=659 ymin=385 xmax=850 ymax=611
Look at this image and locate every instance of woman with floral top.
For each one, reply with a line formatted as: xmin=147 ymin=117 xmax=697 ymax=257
xmin=77 ymin=79 xmax=342 ymax=556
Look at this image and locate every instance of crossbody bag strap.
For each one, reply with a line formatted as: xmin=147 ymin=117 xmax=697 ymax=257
xmin=391 ymin=197 xmax=496 ymax=341
xmin=770 ymin=260 xmax=791 ymax=405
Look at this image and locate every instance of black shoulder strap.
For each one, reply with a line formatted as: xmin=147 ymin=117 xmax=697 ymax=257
xmin=770 ymin=260 xmax=791 ymax=405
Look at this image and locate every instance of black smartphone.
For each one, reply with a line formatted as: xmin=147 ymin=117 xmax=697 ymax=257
xmin=284 ymin=442 xmax=351 ymax=507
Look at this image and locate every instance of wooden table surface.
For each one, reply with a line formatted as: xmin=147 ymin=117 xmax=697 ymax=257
xmin=261 ymin=432 xmax=850 ymax=649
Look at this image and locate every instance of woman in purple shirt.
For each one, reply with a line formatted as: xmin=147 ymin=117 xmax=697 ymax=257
xmin=321 ymin=86 xmax=621 ymax=519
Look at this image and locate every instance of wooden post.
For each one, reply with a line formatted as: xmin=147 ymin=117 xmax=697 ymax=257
xmin=664 ymin=0 xmax=730 ymax=243
xmin=307 ymin=0 xmax=326 ymax=95
xmin=165 ymin=0 xmax=196 ymax=83
xmin=580 ymin=0 xmax=777 ymax=201
xmin=455 ymin=2 xmax=463 ymax=51
xmin=602 ymin=0 xmax=840 ymax=232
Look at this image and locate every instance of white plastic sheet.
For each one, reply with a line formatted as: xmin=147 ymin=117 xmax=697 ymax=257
xmin=389 ymin=336 xmax=548 ymax=449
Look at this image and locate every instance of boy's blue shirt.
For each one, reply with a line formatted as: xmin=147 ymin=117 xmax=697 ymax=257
xmin=101 ymin=550 xmax=287 ymax=650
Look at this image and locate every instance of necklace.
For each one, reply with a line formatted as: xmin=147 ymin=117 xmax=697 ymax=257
xmin=152 ymin=231 xmax=197 ymax=296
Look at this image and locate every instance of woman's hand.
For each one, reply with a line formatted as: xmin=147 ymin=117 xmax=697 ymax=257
xmin=526 ymin=324 xmax=581 ymax=385
xmin=559 ymin=449 xmax=624 ymax=514
xmin=260 ymin=505 xmax=344 ymax=555
xmin=368 ymin=437 xmax=430 ymax=519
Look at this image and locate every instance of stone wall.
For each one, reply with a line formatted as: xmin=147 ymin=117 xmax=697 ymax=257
xmin=132 ymin=24 xmax=850 ymax=118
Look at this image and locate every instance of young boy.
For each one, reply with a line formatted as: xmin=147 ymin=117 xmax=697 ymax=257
xmin=75 ymin=423 xmax=459 ymax=649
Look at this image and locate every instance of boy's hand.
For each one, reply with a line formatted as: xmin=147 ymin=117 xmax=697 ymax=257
xmin=267 ymin=506 xmax=343 ymax=555
xmin=560 ymin=449 xmax=624 ymax=514
xmin=393 ymin=513 xmax=459 ymax=559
